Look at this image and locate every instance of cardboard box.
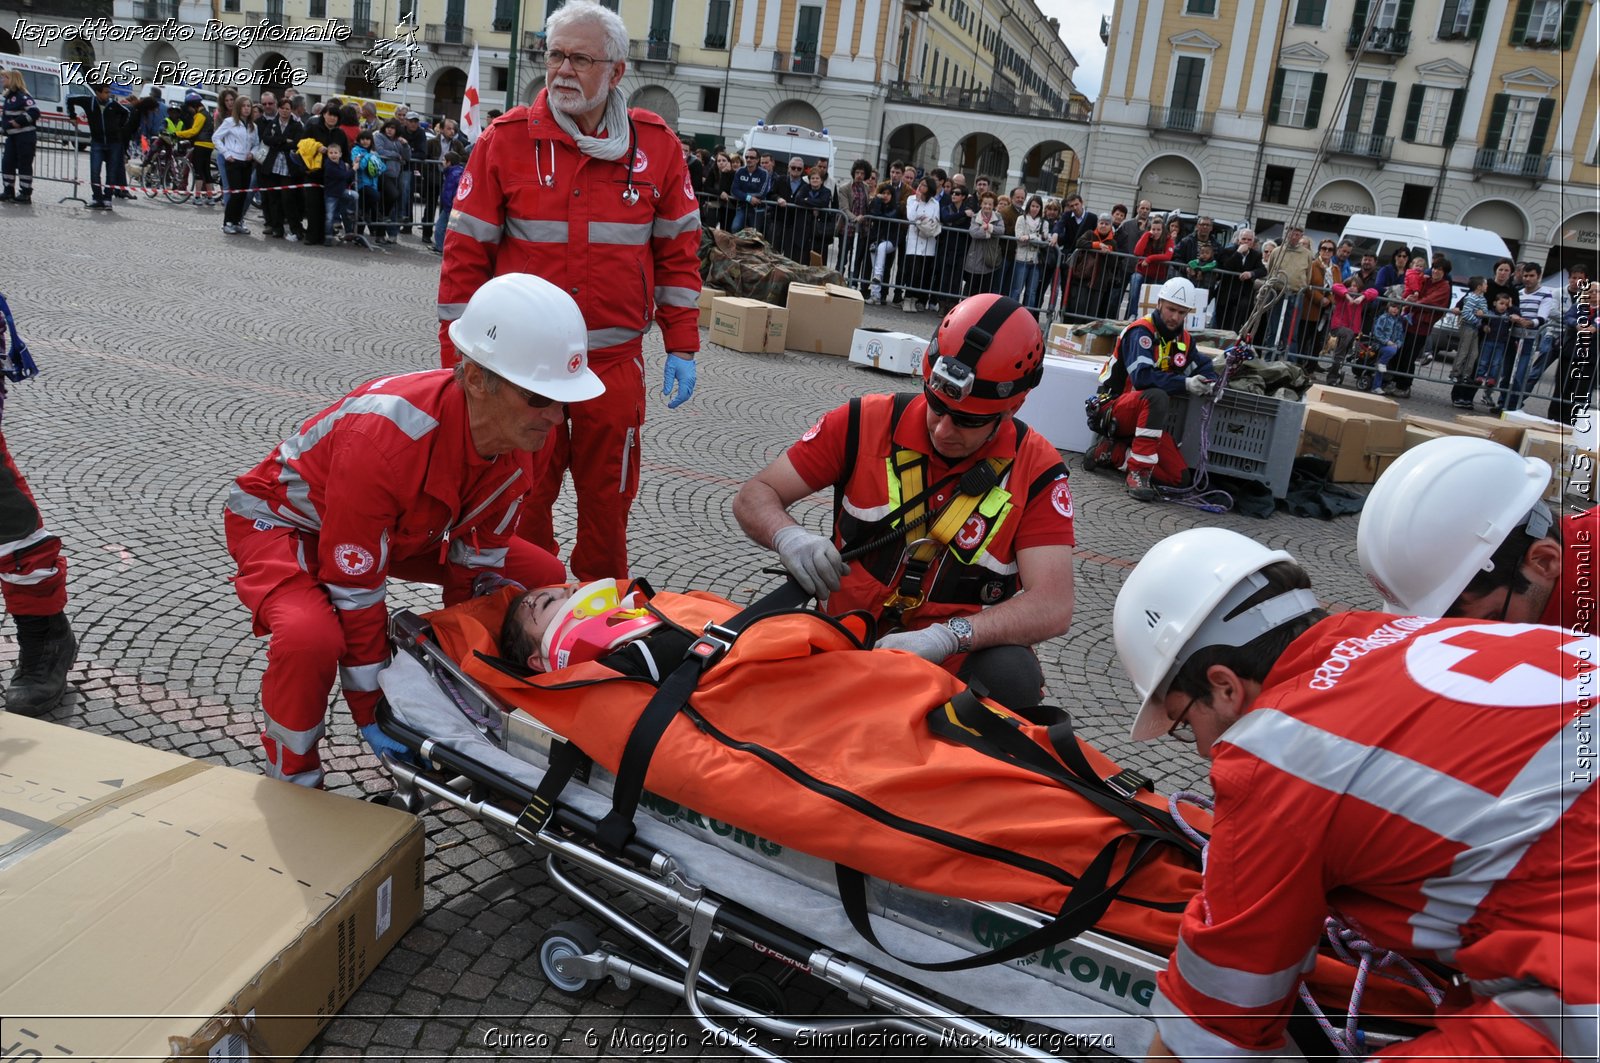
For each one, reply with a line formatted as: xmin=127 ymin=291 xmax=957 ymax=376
xmin=1304 ymin=384 xmax=1400 ymax=419
xmin=848 ymin=328 xmax=927 ymax=375
xmin=1521 ymin=429 xmax=1567 ymax=503
xmin=1454 ymin=413 xmax=1527 ymax=450
xmin=0 ymin=714 xmax=425 ymax=1061
xmin=710 ymin=296 xmax=778 ymax=353
xmin=1045 ymin=322 xmax=1079 ymax=358
xmin=1403 ymin=414 xmax=1495 ymax=441
xmin=1018 ymin=354 xmax=1105 ymax=454
xmin=785 ymin=283 xmax=866 ymax=356
xmin=696 ymin=286 xmax=725 ymax=329
xmin=1403 ymin=423 xmax=1445 ymax=452
xmin=1297 ymin=402 xmax=1406 ymax=483
xmin=764 ymin=305 xmax=789 ymax=353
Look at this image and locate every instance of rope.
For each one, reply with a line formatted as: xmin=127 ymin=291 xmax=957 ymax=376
xmin=88 ymin=181 xmax=326 ymax=195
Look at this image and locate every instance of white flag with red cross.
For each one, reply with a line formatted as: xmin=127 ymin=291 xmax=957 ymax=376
xmin=460 ymin=43 xmax=482 ymax=141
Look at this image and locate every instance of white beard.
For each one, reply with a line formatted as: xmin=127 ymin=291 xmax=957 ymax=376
xmin=548 ymin=79 xmax=609 ymax=119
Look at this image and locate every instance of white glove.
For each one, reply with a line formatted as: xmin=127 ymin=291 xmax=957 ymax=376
xmin=1185 ymin=375 xmax=1217 ymax=396
xmin=771 ymin=525 xmax=849 ymax=598
xmin=876 ymin=624 xmax=960 ymax=664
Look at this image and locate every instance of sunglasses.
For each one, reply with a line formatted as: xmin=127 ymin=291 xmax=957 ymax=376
xmin=510 ymin=382 xmax=556 ymax=408
xmin=923 ymin=389 xmax=1000 ymax=429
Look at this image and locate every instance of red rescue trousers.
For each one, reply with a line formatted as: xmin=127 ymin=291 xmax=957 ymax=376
xmin=518 ymin=354 xmax=646 ymax=582
xmin=1373 ymin=995 xmax=1569 ymax=1061
xmin=225 ymin=512 xmax=564 ymax=787
xmin=0 ymin=430 xmax=66 ymax=617
xmin=1109 ymin=387 xmax=1188 ymax=486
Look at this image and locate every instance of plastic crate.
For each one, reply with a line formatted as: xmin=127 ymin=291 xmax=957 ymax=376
xmin=1169 ymin=390 xmax=1305 ymax=499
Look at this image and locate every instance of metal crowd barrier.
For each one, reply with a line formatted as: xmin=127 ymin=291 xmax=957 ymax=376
xmin=15 ymin=118 xmax=88 ymax=205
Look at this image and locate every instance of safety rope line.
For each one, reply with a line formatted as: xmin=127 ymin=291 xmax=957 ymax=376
xmin=86 ymin=180 xmax=326 ymax=195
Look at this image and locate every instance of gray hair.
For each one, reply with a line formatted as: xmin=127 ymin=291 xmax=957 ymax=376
xmin=545 ymin=0 xmax=629 ymax=62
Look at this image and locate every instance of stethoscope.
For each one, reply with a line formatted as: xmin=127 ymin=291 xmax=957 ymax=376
xmin=537 ymin=117 xmax=647 ymax=206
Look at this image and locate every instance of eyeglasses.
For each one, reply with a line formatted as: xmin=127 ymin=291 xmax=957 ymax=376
xmin=1320 ymin=245 xmax=1336 ymax=252
xmin=1167 ymin=694 xmax=1200 ymax=740
xmin=923 ymin=389 xmax=1000 ymax=430
xmin=789 ymin=165 xmax=803 ymax=171
xmin=509 ymin=382 xmax=556 ymax=408
xmin=545 ymin=48 xmax=607 ymax=71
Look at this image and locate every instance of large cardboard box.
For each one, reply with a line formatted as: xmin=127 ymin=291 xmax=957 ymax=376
xmin=1304 ymin=384 xmax=1400 ymax=419
xmin=1520 ymin=426 xmax=1598 ymax=503
xmin=1522 ymin=428 xmax=1567 ymax=503
xmin=1297 ymin=402 xmax=1406 ymax=483
xmin=1453 ymin=413 xmax=1527 ymax=450
xmin=1045 ymin=322 xmax=1079 ymax=358
xmin=697 ymin=286 xmax=725 ymax=329
xmin=848 ymin=328 xmax=927 ymax=375
xmin=710 ymin=297 xmax=778 ymax=353
xmin=0 ymin=714 xmax=425 ymax=1061
xmin=1403 ymin=423 xmax=1445 ymax=452
xmin=765 ymin=306 xmax=790 ymax=352
xmin=1018 ymin=354 xmax=1104 ymax=454
xmin=1403 ymin=414 xmax=1495 ymax=441
xmin=785 ymin=283 xmax=866 ymax=356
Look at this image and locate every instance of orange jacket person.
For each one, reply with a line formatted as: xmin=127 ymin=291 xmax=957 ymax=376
xmin=436 ymin=0 xmax=701 ymax=582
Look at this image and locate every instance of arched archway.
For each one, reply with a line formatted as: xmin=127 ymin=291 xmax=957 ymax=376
xmin=952 ymin=132 xmax=1008 ymax=187
xmin=1306 ymin=178 xmax=1376 ymax=235
xmin=1460 ymin=199 xmax=1529 ymax=259
xmin=0 ymin=27 xmax=19 ymax=55
xmin=63 ymin=37 xmax=95 ymax=69
xmin=253 ymin=51 xmax=293 ymax=100
xmin=1544 ymin=210 xmax=1598 ymax=277
xmin=1022 ymin=140 xmax=1077 ymax=197
xmin=629 ymin=85 xmax=679 ymax=128
xmin=885 ymin=123 xmax=938 ymax=174
xmin=141 ymin=41 xmax=181 ymax=82
xmin=431 ymin=66 xmax=466 ymax=120
xmin=341 ymin=59 xmax=381 ymax=99
xmin=765 ymin=100 xmax=823 ymax=130
xmin=1135 ymin=154 xmax=1202 ymax=213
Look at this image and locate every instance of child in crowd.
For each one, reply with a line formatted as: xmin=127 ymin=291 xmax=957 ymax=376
xmin=1402 ymin=247 xmax=1427 ymax=302
xmin=1449 ymin=275 xmax=1489 ymax=408
xmin=351 ymin=130 xmax=384 ymax=239
xmin=433 ymin=150 xmax=463 ymax=254
xmin=1369 ymin=298 xmax=1408 ymax=394
xmin=1474 ymin=289 xmax=1516 ymax=405
xmin=322 ymin=142 xmax=355 ymax=244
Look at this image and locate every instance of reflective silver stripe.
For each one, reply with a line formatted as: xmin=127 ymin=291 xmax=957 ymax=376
xmin=974 ymin=552 xmax=1019 ymax=576
xmin=279 ymin=466 xmax=320 ymax=528
xmin=505 ymin=216 xmax=568 ymax=243
xmin=280 ymin=394 xmax=441 ymax=463
xmin=655 ymin=285 xmax=699 ymax=308
xmin=1129 ymin=451 xmax=1159 ymax=465
xmin=264 ymin=716 xmax=325 ymax=756
xmin=1225 ymin=710 xmax=1595 ymax=954
xmin=590 ymin=220 xmax=652 ymax=245
xmin=0 ymin=567 xmax=59 ymax=585
xmin=0 ymin=527 xmax=52 ymax=557
xmin=842 ymin=498 xmax=893 ymax=522
xmin=448 ymin=540 xmax=509 ymax=569
xmin=339 ymin=661 xmax=387 ymax=692
xmin=449 ymin=210 xmax=503 ymax=244
xmin=494 ymin=497 xmax=522 ymax=536
xmin=619 ymin=427 xmax=635 ymax=494
xmin=1129 ymin=356 xmax=1156 ymax=372
xmin=588 ymin=326 xmax=645 ymax=350
xmin=326 ymin=582 xmax=386 ymax=611
xmin=1150 ymin=987 xmax=1279 ymax=1061
xmin=652 ymin=211 xmax=702 ymax=239
xmin=1174 ymin=938 xmax=1314 ymax=1009
xmin=378 ymin=528 xmax=390 ymax=572
xmin=264 ymin=763 xmax=324 ymax=788
xmin=439 ymin=301 xmax=469 ymax=321
xmin=1496 ymin=987 xmax=1598 ymax=1062
xmin=453 ymin=470 xmax=523 ymax=532
xmin=227 ymin=486 xmax=316 ymax=532
xmin=1134 ymin=427 xmax=1165 ymax=438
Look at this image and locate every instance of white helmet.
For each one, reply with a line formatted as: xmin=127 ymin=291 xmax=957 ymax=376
xmin=448 ymin=273 xmax=604 ymax=403
xmin=1115 ymin=528 xmax=1321 ymax=742
xmin=1357 ymin=436 xmax=1553 ymax=617
xmin=1155 ymin=276 xmax=1198 ymax=312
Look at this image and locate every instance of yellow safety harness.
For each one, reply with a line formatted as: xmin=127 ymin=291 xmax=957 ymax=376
xmin=880 ymin=447 xmax=1013 ymax=616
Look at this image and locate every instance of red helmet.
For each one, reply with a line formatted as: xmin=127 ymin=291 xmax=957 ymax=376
xmin=921 ymin=294 xmax=1045 ymax=416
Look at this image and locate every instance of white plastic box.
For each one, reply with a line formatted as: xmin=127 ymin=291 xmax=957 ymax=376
xmin=1017 ymin=354 xmax=1104 ymax=454
xmin=848 ymin=328 xmax=927 ymax=376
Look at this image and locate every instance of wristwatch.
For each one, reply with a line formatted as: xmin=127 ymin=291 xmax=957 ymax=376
xmin=945 ymin=616 xmax=975 ymax=654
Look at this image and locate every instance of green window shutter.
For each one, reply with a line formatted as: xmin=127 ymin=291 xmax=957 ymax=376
xmin=1561 ymin=0 xmax=1583 ymax=47
xmin=1444 ymin=88 xmax=1466 ymax=145
xmin=1402 ymin=84 xmax=1424 ymax=141
xmin=1347 ymin=80 xmax=1369 ymax=132
xmin=1509 ymin=0 xmax=1532 ymax=42
xmin=1306 ymin=72 xmax=1328 ymax=128
xmin=1311 ymin=0 xmax=1328 ymax=21
xmin=1268 ymin=67 xmax=1286 ymax=124
xmin=1395 ymin=0 xmax=1415 ymax=30
xmin=1484 ymin=92 xmax=1509 ymax=152
xmin=1438 ymin=0 xmax=1459 ymax=35
xmin=1468 ymin=0 xmax=1488 ymax=35
xmin=1527 ymin=97 xmax=1556 ymax=156
xmin=1374 ymin=82 xmax=1396 ymax=136
xmin=1351 ymin=0 xmax=1370 ymax=28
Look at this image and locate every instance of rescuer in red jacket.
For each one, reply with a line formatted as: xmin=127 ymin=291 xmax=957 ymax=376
xmin=1115 ymin=527 xmax=1597 ymax=1060
xmin=225 ymin=274 xmax=602 ymax=787
xmin=1359 ymin=435 xmax=1597 ymax=634
xmin=436 ymin=0 xmax=702 ymax=582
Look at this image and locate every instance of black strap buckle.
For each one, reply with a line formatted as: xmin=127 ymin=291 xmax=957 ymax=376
xmin=1105 ymin=769 xmax=1153 ymax=800
xmin=687 ymin=622 xmax=738 ymax=666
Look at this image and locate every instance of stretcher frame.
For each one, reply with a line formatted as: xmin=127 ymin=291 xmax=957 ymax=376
xmin=376 ymin=608 xmax=1413 ymax=1061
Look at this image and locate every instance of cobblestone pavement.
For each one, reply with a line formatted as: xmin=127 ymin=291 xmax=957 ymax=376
xmin=2 ymin=177 xmax=1483 ymax=1060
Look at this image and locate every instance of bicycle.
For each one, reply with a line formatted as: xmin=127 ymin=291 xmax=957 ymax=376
xmin=142 ymin=137 xmax=222 ymax=204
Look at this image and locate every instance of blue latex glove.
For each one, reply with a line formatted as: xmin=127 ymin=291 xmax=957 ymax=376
xmin=662 ymin=354 xmax=697 ymax=409
xmin=359 ymin=722 xmax=414 ymax=765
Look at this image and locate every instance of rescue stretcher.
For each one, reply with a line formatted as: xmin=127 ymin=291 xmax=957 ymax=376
xmin=374 ymin=598 xmax=1434 ymax=1061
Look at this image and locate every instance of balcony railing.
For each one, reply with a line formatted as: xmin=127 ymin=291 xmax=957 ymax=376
xmin=773 ymin=51 xmax=827 ymax=79
xmin=139 ymin=0 xmax=180 ymax=19
xmin=348 ymin=18 xmax=376 ymax=38
xmin=1347 ymin=25 xmax=1411 ymax=53
xmin=1329 ymin=128 xmax=1393 ymax=162
xmin=1146 ymin=104 xmax=1215 ymax=136
xmin=1473 ymin=148 xmax=1552 ymax=180
xmin=524 ymin=31 xmax=547 ymax=53
xmin=886 ymin=80 xmax=1073 ymax=120
xmin=425 ymin=22 xmax=471 ymax=46
xmin=629 ymin=38 xmax=679 ymax=65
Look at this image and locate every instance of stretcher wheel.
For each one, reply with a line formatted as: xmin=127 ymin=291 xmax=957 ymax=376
xmin=728 ymin=972 xmax=788 ymax=1015
xmin=538 ymin=921 xmax=604 ymax=997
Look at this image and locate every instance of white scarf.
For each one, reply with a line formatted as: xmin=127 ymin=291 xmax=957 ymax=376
xmin=548 ymin=86 xmax=630 ymax=163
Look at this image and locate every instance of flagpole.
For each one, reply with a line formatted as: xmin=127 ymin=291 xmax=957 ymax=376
xmin=505 ymin=0 xmax=524 ymax=112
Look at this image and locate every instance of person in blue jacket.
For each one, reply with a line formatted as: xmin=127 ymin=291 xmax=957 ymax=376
xmin=0 ymin=69 xmax=40 ymax=204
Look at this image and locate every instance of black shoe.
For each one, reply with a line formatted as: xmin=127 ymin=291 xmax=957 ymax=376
xmin=0 ymin=190 xmax=13 ymax=202
xmin=1125 ymin=469 xmax=1158 ymax=502
xmin=87 ymin=201 xmax=110 ymax=210
xmin=7 ymin=613 xmax=77 ymax=717
xmin=14 ymin=193 xmax=30 ymax=205
xmin=1082 ymin=436 xmax=1116 ymax=474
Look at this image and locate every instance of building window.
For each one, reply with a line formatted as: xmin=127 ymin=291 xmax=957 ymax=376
xmin=1407 ymin=85 xmax=1456 ymax=144
xmin=1293 ymin=0 xmax=1326 ymax=25
xmin=308 ymin=0 xmax=325 ymax=16
xmin=1186 ymin=0 xmax=1217 ymax=13
xmin=493 ymin=65 xmax=508 ymax=90
xmin=223 ymin=0 xmax=239 ymax=10
xmin=493 ymin=0 xmax=514 ymax=31
xmin=648 ymin=0 xmax=673 ymax=44
xmin=704 ymin=0 xmax=730 ymax=48
xmin=700 ymin=86 xmax=720 ymax=112
xmin=1273 ymin=69 xmax=1316 ymax=127
xmin=794 ymin=4 xmax=821 ymax=61
xmin=1501 ymin=94 xmax=1543 ymax=153
xmin=308 ymin=51 xmax=324 ymax=75
xmin=1398 ymin=184 xmax=1432 ymax=219
xmin=224 ymin=44 xmax=239 ymax=65
xmin=1262 ymin=165 xmax=1294 ymax=205
xmin=1525 ymin=0 xmax=1561 ymax=42
xmin=1438 ymin=0 xmax=1478 ymax=37
xmin=1370 ymin=0 xmax=1401 ymax=27
xmin=1169 ymin=56 xmax=1205 ymax=112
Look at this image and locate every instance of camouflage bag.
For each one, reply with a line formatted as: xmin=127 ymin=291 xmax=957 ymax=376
xmin=702 ymin=227 xmax=844 ymax=305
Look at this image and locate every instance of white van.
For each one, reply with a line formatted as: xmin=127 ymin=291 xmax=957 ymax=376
xmin=1338 ymin=215 xmax=1513 ymax=289
xmin=739 ymin=122 xmax=837 ymax=175
xmin=2 ymin=54 xmax=75 ymax=125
